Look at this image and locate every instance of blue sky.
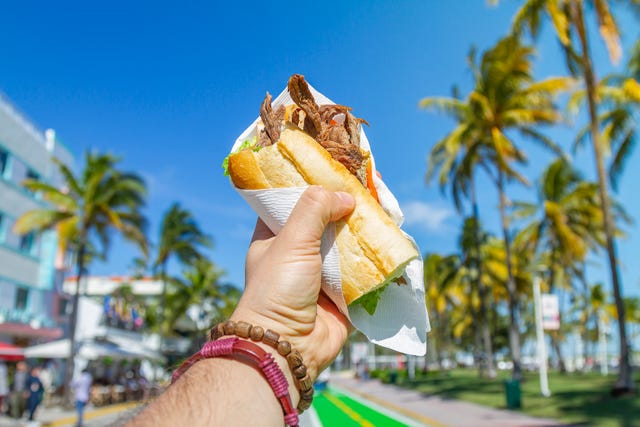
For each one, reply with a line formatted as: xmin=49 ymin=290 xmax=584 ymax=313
xmin=1 ymin=1 xmax=638 ymax=301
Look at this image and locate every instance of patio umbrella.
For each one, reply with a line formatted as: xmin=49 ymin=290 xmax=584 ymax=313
xmin=24 ymin=338 xmax=158 ymax=361
xmin=0 ymin=341 xmax=25 ymax=362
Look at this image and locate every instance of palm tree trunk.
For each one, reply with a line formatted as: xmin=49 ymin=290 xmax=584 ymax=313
xmin=471 ymin=179 xmax=496 ymax=378
xmin=497 ymin=168 xmax=522 ymax=380
xmin=572 ymin=0 xmax=633 ymax=392
xmin=63 ymin=241 xmax=85 ymax=406
xmin=160 ymin=261 xmax=168 ymax=343
xmin=433 ymin=309 xmax=443 ymax=370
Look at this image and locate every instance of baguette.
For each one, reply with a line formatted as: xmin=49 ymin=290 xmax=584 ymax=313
xmin=228 ymin=124 xmax=419 ymax=305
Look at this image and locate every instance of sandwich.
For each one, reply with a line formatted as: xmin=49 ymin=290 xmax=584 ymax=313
xmin=223 ymin=74 xmax=419 ymax=315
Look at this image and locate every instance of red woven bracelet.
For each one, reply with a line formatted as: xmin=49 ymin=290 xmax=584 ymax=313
xmin=172 ymin=337 xmax=299 ymax=427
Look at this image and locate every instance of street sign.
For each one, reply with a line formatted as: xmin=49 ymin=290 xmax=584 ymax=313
xmin=541 ymin=294 xmax=560 ymax=330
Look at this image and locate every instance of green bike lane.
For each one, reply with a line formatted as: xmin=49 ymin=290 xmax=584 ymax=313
xmin=311 ymin=386 xmax=428 ymax=427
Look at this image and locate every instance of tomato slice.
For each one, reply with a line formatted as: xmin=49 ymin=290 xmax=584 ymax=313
xmin=366 ymin=160 xmax=380 ymax=203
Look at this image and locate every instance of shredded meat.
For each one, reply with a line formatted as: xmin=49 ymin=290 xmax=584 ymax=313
xmin=256 ymin=75 xmax=369 ymax=186
xmin=288 ymin=74 xmax=322 ymax=138
xmin=258 ymin=92 xmax=284 ymax=147
xmin=287 ymin=75 xmax=369 ymax=185
xmin=319 ymin=139 xmax=364 ymax=178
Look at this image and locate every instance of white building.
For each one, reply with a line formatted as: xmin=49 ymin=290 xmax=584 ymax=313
xmin=0 ymin=92 xmax=74 ymax=346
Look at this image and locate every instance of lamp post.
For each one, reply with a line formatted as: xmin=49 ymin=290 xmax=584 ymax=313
xmin=533 ymin=276 xmax=551 ymax=397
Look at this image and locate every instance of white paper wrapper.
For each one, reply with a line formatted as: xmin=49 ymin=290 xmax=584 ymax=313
xmin=228 ymin=82 xmax=430 ymax=356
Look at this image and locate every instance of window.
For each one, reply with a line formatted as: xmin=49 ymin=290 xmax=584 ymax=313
xmin=0 ymin=213 xmax=5 ymax=244
xmin=19 ymin=231 xmax=37 ymax=256
xmin=0 ymin=148 xmax=8 ymax=178
xmin=26 ymin=169 xmax=40 ymax=182
xmin=25 ymin=169 xmax=40 ymax=197
xmin=57 ymin=298 xmax=70 ymax=317
xmin=15 ymin=287 xmax=29 ymax=311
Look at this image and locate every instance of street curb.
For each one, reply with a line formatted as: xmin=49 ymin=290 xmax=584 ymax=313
xmin=42 ymin=402 xmax=142 ymax=427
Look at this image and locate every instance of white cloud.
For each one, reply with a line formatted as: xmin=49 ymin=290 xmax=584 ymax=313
xmin=401 ymin=201 xmax=454 ymax=233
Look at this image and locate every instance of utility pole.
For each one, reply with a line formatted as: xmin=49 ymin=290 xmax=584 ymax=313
xmin=533 ymin=276 xmax=551 ymax=397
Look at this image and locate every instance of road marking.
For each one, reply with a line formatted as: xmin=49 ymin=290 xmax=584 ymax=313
xmin=43 ymin=402 xmax=141 ymax=427
xmin=331 ymin=383 xmax=450 ymax=427
xmin=324 ymin=391 xmax=376 ymax=427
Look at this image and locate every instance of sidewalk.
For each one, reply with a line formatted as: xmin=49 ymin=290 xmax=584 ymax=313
xmin=330 ymin=373 xmax=572 ymax=427
xmin=0 ymin=402 xmax=144 ymax=427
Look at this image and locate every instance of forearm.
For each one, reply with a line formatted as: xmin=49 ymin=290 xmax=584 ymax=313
xmin=127 ymin=355 xmax=295 ymax=427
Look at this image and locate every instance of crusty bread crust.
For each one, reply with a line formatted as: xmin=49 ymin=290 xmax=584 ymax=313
xmin=228 ymin=125 xmax=418 ymax=304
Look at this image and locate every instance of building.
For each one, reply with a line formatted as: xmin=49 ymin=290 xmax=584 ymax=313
xmin=0 ymin=92 xmax=74 ymax=346
xmin=62 ymin=275 xmax=191 ymax=357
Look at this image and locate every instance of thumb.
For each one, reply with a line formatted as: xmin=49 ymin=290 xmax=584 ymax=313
xmin=279 ymin=186 xmax=354 ymax=245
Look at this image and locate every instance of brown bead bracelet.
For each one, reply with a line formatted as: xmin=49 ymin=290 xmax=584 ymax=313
xmin=208 ymin=320 xmax=314 ymax=412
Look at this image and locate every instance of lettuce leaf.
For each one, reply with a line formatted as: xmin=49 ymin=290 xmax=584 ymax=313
xmin=222 ymin=136 xmax=259 ymax=176
xmin=351 ymin=283 xmax=390 ymax=316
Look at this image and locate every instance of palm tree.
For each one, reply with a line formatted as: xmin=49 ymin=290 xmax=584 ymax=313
xmin=424 ymin=252 xmax=462 ymax=369
xmin=515 ymin=158 xmax=603 ymax=370
xmin=426 ymin=35 xmax=571 ymax=379
xmin=14 ymin=152 xmax=148 ymax=403
xmin=496 ymin=0 xmax=636 ymax=393
xmin=458 ymin=217 xmax=496 ymax=377
xmin=162 ymin=258 xmax=235 ymax=337
xmin=153 ymin=203 xmax=211 ymax=337
xmin=422 ymin=76 xmax=497 ymax=377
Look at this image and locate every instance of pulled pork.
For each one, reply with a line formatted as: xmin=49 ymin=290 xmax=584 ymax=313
xmin=258 ymin=74 xmax=370 ymax=186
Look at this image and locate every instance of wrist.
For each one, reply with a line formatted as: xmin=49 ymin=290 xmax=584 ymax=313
xmin=229 ymin=309 xmax=318 ymax=377
xmin=214 ymin=318 xmax=316 ymax=412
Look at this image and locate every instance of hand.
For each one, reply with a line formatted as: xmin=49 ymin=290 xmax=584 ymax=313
xmin=231 ymin=186 xmax=355 ymax=380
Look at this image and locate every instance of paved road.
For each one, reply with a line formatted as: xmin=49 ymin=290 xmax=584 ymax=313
xmin=331 ymin=374 xmax=570 ymax=427
xmin=0 ymin=372 xmax=570 ymax=427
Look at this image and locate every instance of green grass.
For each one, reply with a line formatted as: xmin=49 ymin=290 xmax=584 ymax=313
xmin=395 ymin=369 xmax=640 ymax=427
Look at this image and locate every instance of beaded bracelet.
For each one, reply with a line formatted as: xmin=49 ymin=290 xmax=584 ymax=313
xmin=208 ymin=320 xmax=314 ymax=412
xmin=172 ymin=337 xmax=299 ymax=427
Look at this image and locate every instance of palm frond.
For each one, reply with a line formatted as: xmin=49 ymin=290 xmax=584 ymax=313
xmin=594 ymin=0 xmax=622 ymax=65
xmin=522 ymin=76 xmax=576 ymax=94
xmin=53 ymin=158 xmax=83 ymax=197
xmin=21 ymin=179 xmax=76 ymax=211
xmin=511 ymin=0 xmax=546 ymax=40
xmin=13 ymin=210 xmax=71 ymax=235
xmin=622 ymin=78 xmax=640 ymax=102
xmin=419 ymin=97 xmax=467 ymax=119
xmin=546 ymin=0 xmax=571 ymax=45
xmin=609 ymin=128 xmax=636 ymax=192
xmin=519 ymin=127 xmax=567 ymax=159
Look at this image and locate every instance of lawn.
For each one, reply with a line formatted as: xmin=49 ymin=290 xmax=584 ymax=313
xmin=387 ymin=368 xmax=639 ymax=427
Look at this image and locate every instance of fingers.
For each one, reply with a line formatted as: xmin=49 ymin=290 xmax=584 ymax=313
xmin=251 ymin=218 xmax=274 ymax=242
xmin=280 ymin=186 xmax=354 ymax=244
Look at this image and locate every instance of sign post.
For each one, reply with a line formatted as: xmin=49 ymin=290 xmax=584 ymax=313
xmin=533 ymin=277 xmax=551 ymax=397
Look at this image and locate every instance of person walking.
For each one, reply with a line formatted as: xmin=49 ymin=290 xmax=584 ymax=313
xmin=0 ymin=361 xmax=8 ymax=414
xmin=26 ymin=366 xmax=44 ymax=422
xmin=9 ymin=361 xmax=27 ymax=419
xmin=71 ymin=368 xmax=92 ymax=427
xmin=38 ymin=363 xmax=53 ymax=407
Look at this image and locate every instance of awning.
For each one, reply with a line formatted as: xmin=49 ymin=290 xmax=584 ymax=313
xmin=0 ymin=322 xmax=63 ymax=340
xmin=0 ymin=341 xmax=25 ymax=361
xmin=23 ymin=338 xmax=164 ymax=362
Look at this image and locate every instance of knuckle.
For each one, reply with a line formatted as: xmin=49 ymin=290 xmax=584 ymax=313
xmin=302 ymin=186 xmax=331 ymax=207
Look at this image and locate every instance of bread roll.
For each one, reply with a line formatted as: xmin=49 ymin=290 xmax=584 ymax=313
xmin=228 ymin=125 xmax=418 ymax=305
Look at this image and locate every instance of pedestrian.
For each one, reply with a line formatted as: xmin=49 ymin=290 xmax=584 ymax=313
xmin=0 ymin=361 xmax=8 ymax=414
xmin=9 ymin=361 xmax=28 ymax=419
xmin=39 ymin=362 xmax=53 ymax=407
xmin=127 ymin=187 xmax=355 ymax=426
xmin=71 ymin=368 xmax=92 ymax=427
xmin=26 ymin=366 xmax=44 ymax=421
